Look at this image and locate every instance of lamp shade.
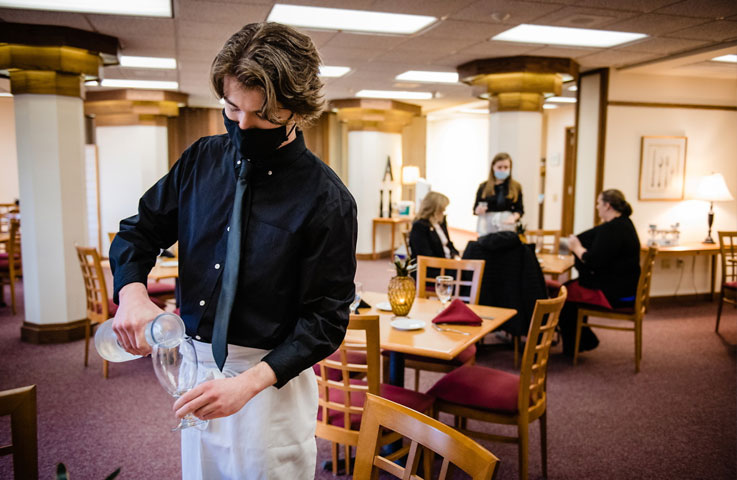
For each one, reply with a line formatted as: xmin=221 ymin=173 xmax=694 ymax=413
xmin=695 ymin=173 xmax=734 ymax=202
xmin=402 ymin=166 xmax=420 ymax=185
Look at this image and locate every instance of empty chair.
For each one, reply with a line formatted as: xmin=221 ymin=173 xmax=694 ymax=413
xmin=574 ymin=246 xmax=657 ymax=372
xmin=0 ymin=385 xmax=38 ymax=480
xmin=716 ymin=231 xmax=737 ymax=333
xmin=429 ymin=286 xmax=567 ymax=480
xmin=315 ymin=314 xmax=434 ymax=476
xmin=0 ymin=219 xmax=22 ymax=314
xmin=525 ymin=229 xmax=561 ymax=254
xmin=354 ymin=393 xmax=499 ymax=480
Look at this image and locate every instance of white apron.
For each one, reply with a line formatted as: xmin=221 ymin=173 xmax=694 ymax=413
xmin=181 ymin=340 xmax=318 ymax=480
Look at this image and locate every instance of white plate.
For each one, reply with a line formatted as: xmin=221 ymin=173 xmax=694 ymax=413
xmin=390 ymin=318 xmax=426 ymax=331
xmin=376 ymin=301 xmax=393 ymax=311
xmin=159 ymin=260 xmax=179 ymax=267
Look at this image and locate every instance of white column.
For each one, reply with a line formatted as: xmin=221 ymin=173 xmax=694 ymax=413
xmin=347 ymin=131 xmax=402 ymax=256
xmin=96 ymin=125 xmax=169 ymax=254
xmin=13 ymin=94 xmax=88 ymax=325
xmin=488 ymin=111 xmax=543 ymax=230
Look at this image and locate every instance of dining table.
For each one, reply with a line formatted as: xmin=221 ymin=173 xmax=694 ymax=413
xmin=354 ymin=291 xmax=517 ymax=387
xmin=537 ymin=252 xmax=575 ymax=279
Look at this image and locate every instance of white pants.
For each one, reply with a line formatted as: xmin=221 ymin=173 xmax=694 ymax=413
xmin=182 ymin=341 xmax=318 ymax=480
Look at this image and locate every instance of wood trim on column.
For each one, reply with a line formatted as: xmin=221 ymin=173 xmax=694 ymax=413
xmin=608 ymin=100 xmax=737 ymax=111
xmin=9 ymin=70 xmax=84 ymax=98
xmin=594 ymin=68 xmax=609 ymax=226
xmin=21 ymin=319 xmax=89 ymax=344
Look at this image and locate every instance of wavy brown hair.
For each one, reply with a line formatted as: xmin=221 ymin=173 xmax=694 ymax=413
xmin=416 ymin=191 xmax=449 ymax=222
xmin=600 ymin=189 xmax=633 ymax=217
xmin=482 ymin=152 xmax=522 ymax=202
xmin=211 ymin=22 xmax=325 ymax=128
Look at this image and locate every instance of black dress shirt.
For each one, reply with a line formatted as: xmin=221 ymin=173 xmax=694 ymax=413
xmin=109 ymin=130 xmax=357 ymax=388
xmin=575 ymin=216 xmax=641 ymax=304
xmin=473 ymin=180 xmax=524 ymax=216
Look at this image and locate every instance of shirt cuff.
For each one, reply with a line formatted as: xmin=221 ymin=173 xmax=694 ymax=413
xmin=112 ymin=261 xmax=153 ymax=303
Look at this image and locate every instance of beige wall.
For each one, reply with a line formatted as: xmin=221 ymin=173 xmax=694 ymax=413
xmin=0 ymin=97 xmax=19 ymax=203
xmin=605 ymin=71 xmax=737 ymax=296
xmin=542 ymin=105 xmax=576 ymax=231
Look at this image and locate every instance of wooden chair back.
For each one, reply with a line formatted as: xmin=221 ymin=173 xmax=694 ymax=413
xmin=108 ymin=232 xmax=116 ymax=246
xmin=525 ymin=229 xmax=561 ymax=254
xmin=718 ymin=231 xmax=737 ymax=286
xmin=315 ymin=314 xmax=381 ymax=451
xmin=519 ymin=286 xmax=567 ymax=417
xmin=75 ymin=246 xmax=110 ymax=326
xmin=0 ymin=385 xmax=38 ymax=480
xmin=354 ymin=393 xmax=499 ymax=480
xmin=634 ymin=246 xmax=658 ymax=317
xmin=1 ymin=219 xmax=23 ymax=314
xmin=416 ymin=256 xmax=485 ymax=304
xmin=402 ymin=230 xmax=411 ymax=257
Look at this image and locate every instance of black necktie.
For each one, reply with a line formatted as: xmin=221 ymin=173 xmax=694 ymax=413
xmin=212 ymin=159 xmax=252 ymax=370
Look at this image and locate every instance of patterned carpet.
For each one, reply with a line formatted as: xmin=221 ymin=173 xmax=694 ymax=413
xmin=1 ymin=260 xmax=735 ymax=479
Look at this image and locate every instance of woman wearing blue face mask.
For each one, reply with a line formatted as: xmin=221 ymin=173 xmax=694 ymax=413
xmin=473 ymin=152 xmax=524 ymax=234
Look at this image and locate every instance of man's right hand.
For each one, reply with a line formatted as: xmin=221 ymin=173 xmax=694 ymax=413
xmin=113 ymin=282 xmax=164 ymax=356
xmin=474 ymin=204 xmax=488 ymax=215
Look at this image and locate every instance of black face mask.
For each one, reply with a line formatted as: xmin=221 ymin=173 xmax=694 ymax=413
xmin=223 ymin=110 xmax=296 ymax=161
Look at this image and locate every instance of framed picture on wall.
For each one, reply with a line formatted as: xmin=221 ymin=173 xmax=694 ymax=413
xmin=639 ymin=136 xmax=687 ymax=201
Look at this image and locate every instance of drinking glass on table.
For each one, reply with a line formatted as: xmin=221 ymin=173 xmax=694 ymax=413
xmin=350 ymin=281 xmax=363 ymax=314
xmin=435 ymin=275 xmax=454 ymax=311
xmin=152 ymin=337 xmax=208 ymax=432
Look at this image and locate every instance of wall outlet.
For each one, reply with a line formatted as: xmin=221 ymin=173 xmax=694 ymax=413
xmin=661 ymin=259 xmax=671 ymax=269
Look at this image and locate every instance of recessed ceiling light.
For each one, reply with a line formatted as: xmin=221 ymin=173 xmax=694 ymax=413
xmin=89 ymin=79 xmax=179 ymax=90
xmin=0 ymin=92 xmax=13 ymax=97
xmin=492 ymin=24 xmax=647 ymax=48
xmin=356 ymin=90 xmax=433 ymax=100
xmin=568 ymin=85 xmax=578 ymax=92
xmin=396 ymin=71 xmax=459 ymax=84
xmin=0 ymin=0 xmax=172 ymax=17
xmin=267 ymin=4 xmax=437 ymax=35
xmin=546 ymin=96 xmax=577 ymax=103
xmin=119 ymin=56 xmax=177 ymax=69
xmin=319 ymin=66 xmax=351 ymax=78
xmin=711 ymin=54 xmax=737 ymax=63
xmin=543 ymin=104 xmax=558 ymax=109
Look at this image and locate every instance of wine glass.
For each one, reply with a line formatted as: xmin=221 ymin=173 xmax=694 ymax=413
xmin=152 ymin=337 xmax=209 ymax=431
xmin=435 ymin=275 xmax=454 ymax=311
xmin=350 ymin=281 xmax=363 ymax=314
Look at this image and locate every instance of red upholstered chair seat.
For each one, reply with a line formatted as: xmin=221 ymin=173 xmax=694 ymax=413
xmin=317 ymin=378 xmax=434 ymax=428
xmin=147 ymin=281 xmax=175 ymax=295
xmin=428 ymin=365 xmax=520 ymax=414
xmin=725 ymin=281 xmax=737 ymax=289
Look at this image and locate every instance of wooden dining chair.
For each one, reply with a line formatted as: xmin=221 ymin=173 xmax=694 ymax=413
xmin=354 ymin=393 xmax=499 ymax=480
xmin=315 ymin=314 xmax=434 ymax=476
xmin=524 ymin=229 xmax=561 ymax=254
xmin=387 ymin=256 xmax=485 ymax=391
xmin=0 ymin=219 xmax=23 ymax=314
xmin=428 ymin=286 xmax=567 ymax=480
xmin=75 ymin=246 xmax=114 ymax=378
xmin=716 ymin=231 xmax=737 ymax=333
xmin=0 ymin=385 xmax=38 ymax=480
xmin=573 ymin=246 xmax=658 ymax=372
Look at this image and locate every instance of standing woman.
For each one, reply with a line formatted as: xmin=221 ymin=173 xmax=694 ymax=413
xmin=409 ymin=191 xmax=459 ymax=260
xmin=473 ymin=152 xmax=524 ymax=234
xmin=559 ymin=189 xmax=641 ymax=355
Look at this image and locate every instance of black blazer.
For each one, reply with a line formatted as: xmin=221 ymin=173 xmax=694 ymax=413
xmin=409 ymin=218 xmax=459 ymax=260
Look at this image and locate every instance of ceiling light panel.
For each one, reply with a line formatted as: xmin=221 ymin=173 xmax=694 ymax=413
xmin=0 ymin=0 xmax=172 ymax=17
xmin=267 ymin=4 xmax=437 ymax=35
xmin=546 ymin=96 xmax=577 ymax=103
xmin=120 ymin=56 xmax=177 ymax=69
xmin=356 ymin=90 xmax=433 ymax=100
xmin=711 ymin=54 xmax=737 ymax=63
xmin=319 ymin=66 xmax=351 ymax=78
xmin=396 ymin=71 xmax=459 ymax=84
xmin=492 ymin=24 xmax=647 ymax=48
xmin=91 ymin=79 xmax=179 ymax=90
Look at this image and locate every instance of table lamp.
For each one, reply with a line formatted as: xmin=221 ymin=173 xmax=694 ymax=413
xmin=402 ymin=166 xmax=420 ymax=204
xmin=694 ymin=173 xmax=734 ymax=244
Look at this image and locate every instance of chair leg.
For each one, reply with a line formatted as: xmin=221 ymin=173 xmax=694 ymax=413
xmin=413 ymin=368 xmax=420 ymax=391
xmin=518 ymin=421 xmax=529 ymax=480
xmin=715 ymin=293 xmax=724 ymax=333
xmin=540 ymin=413 xmax=548 ymax=479
xmin=10 ymin=275 xmax=16 ymax=315
xmin=84 ymin=320 xmax=91 ymax=367
xmin=382 ymin=355 xmax=390 ymax=384
xmin=573 ymin=312 xmax=585 ymax=365
xmin=635 ymin=318 xmax=642 ymax=373
xmin=103 ymin=360 xmax=109 ymax=379
xmin=513 ymin=335 xmax=520 ymax=369
xmin=330 ymin=442 xmax=338 ymax=476
xmin=344 ymin=444 xmax=351 ymax=476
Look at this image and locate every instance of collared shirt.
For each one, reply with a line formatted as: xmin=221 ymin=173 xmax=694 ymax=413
xmin=109 ymin=131 xmax=357 ymax=387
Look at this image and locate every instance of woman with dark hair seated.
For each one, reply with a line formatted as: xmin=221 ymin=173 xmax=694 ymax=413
xmin=409 ymin=191 xmax=459 ymax=260
xmin=559 ymin=189 xmax=641 ymax=355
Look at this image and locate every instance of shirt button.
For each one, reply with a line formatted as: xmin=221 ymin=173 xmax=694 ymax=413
xmin=214 ymin=263 xmax=221 ymax=269
xmin=227 ymin=226 xmax=230 ymax=232
xmin=199 ymin=300 xmax=205 ymax=306
xmin=195 ymin=335 xmax=202 ymax=341
xmin=267 ymin=170 xmax=272 ymax=176
xmin=236 ymin=160 xmax=241 ymax=165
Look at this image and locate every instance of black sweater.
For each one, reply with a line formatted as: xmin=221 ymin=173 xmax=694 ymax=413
xmin=575 ymin=216 xmax=641 ymax=303
xmin=473 ymin=179 xmax=524 ymax=216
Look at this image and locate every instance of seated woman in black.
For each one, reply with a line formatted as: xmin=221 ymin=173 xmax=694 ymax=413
xmin=559 ymin=189 xmax=641 ymax=355
xmin=473 ymin=152 xmax=524 ymax=234
xmin=409 ymin=191 xmax=459 ymax=260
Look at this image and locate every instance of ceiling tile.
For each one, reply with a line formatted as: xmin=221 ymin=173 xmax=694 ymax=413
xmin=421 ymin=19 xmax=508 ymax=40
xmin=318 ymin=45 xmax=382 ymax=64
xmin=322 ymin=32 xmax=410 ymax=50
xmin=566 ymin=0 xmax=678 ymax=13
xmin=605 ymin=13 xmax=708 ymax=35
xmin=0 ymin=8 xmax=92 ymax=29
xmin=618 ymin=36 xmax=711 ymax=54
xmin=87 ymin=15 xmax=175 ymax=37
xmin=369 ymin=0 xmax=477 ymax=18
xmin=668 ymin=20 xmax=737 ymax=41
xmin=654 ymin=0 xmax=737 ymax=19
xmin=576 ymin=49 xmax=659 ymax=69
xmin=175 ymin=1 xmax=270 ymax=22
xmin=535 ymin=5 xmax=638 ymax=28
xmin=450 ymin=0 xmax=564 ymax=24
xmin=527 ymin=45 xmax=600 ymax=58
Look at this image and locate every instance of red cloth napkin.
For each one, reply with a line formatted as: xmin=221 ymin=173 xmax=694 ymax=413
xmin=432 ymin=298 xmax=483 ymax=326
xmin=565 ymin=280 xmax=613 ymax=310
